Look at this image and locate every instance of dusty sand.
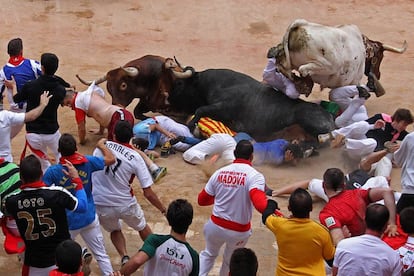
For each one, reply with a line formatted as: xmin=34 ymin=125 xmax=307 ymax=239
xmin=1 ymin=0 xmax=414 ymax=275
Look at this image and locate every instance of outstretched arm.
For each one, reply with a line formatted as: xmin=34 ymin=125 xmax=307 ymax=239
xmin=142 ymin=187 xmax=167 ymax=215
xmin=120 ymin=250 xmax=150 ymax=276
xmin=272 ymin=180 xmax=310 ymax=197
xmin=152 ymin=123 xmax=176 ymax=139
xmin=96 ymin=138 xmax=115 ymax=166
xmin=24 ymin=91 xmax=52 ymax=122
xmin=368 ymin=188 xmax=397 ymax=236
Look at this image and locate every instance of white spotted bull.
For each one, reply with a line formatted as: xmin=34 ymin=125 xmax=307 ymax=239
xmin=272 ymin=19 xmax=407 ymax=95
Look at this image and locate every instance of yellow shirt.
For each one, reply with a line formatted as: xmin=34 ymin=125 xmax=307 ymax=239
xmin=266 ymin=215 xmax=335 ymax=276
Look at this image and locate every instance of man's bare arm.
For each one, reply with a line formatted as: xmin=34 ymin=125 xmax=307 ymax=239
xmin=96 ymin=138 xmax=115 ymax=166
xmin=78 ymin=120 xmax=87 ymax=145
xmin=142 ymin=187 xmax=167 ymax=215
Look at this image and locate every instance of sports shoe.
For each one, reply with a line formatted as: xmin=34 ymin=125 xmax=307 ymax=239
xmin=357 ymin=86 xmax=370 ymax=100
xmin=81 ymin=248 xmax=92 ymax=276
xmin=367 ymin=72 xmax=386 ymax=97
xmin=318 ymin=133 xmax=333 ymax=143
xmin=331 ymin=134 xmax=346 ymax=148
xmin=152 ymin=167 xmax=167 ymax=183
xmin=160 ymin=141 xmax=172 ymax=157
xmin=121 ymin=255 xmax=130 ymax=266
xmin=303 ymin=147 xmax=314 ymax=158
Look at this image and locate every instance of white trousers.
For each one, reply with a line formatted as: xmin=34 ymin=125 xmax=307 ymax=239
xmin=26 ymin=131 xmax=61 ymax=172
xmin=199 ymin=219 xmax=252 ymax=276
xmin=183 ymin=133 xmax=236 ymax=165
xmin=70 ymin=216 xmax=113 ymax=276
xmin=332 ymin=121 xmax=377 ymax=159
xmin=156 ymin=115 xmax=194 ymax=151
xmin=329 ymin=85 xmax=368 ymax=128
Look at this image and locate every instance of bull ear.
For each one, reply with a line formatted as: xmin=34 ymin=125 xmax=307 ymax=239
xmin=122 ymin=67 xmax=139 ymax=77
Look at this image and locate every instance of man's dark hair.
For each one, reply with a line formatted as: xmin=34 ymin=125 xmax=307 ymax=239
xmin=323 ymin=168 xmax=345 ymax=192
xmin=365 ymin=203 xmax=390 ymax=233
xmin=7 ymin=38 xmax=23 ymax=56
xmin=40 ymin=53 xmax=59 ymax=75
xmin=229 ymin=247 xmax=258 ymax=276
xmin=392 ymin=108 xmax=414 ymax=124
xmin=400 ymin=207 xmax=414 ymax=234
xmin=20 ymin=155 xmax=42 ymax=183
xmin=55 ymin=239 xmax=82 ymax=274
xmin=58 ymin=133 xmax=77 ymax=157
xmin=234 ymin=140 xmax=253 ymax=160
xmin=167 ymin=199 xmax=193 ymax=234
xmin=131 ymin=137 xmax=149 ymax=151
xmin=289 ymin=188 xmax=312 ymax=218
xmin=285 ymin=143 xmax=304 ymax=159
xmin=114 ymin=120 xmax=133 ymax=143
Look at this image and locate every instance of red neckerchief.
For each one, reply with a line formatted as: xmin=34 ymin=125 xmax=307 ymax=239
xmin=8 ymin=55 xmax=25 ymax=66
xmin=20 ymin=180 xmax=46 ymax=189
xmin=233 ymin=158 xmax=252 ymax=166
xmin=59 ymin=153 xmax=88 ymax=165
xmin=0 ymin=158 xmax=4 ymax=164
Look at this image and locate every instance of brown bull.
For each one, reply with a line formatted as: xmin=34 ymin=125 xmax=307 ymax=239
xmin=76 ymin=55 xmax=186 ymax=120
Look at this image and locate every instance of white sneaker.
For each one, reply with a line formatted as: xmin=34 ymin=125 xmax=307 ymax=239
xmin=318 ymin=133 xmax=332 ymax=143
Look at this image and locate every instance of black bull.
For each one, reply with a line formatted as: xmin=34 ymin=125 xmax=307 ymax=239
xmin=167 ymin=68 xmax=335 ymax=140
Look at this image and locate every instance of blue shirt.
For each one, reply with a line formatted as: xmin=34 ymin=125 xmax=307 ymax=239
xmin=133 ymin=118 xmax=161 ymax=150
xmin=3 ymin=59 xmax=41 ymax=92
xmin=253 ymin=139 xmax=289 ymax=165
xmin=43 ymin=155 xmax=105 ymax=230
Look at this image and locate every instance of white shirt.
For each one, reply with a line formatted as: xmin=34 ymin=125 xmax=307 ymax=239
xmin=205 ymin=161 xmax=265 ymax=225
xmin=394 ymin=132 xmax=414 ymax=193
xmin=398 ymin=236 xmax=414 ymax=272
xmin=92 ymin=141 xmax=153 ymax=206
xmin=334 ymin=234 xmax=402 ymax=276
xmin=74 ymin=82 xmax=105 ymax=111
xmin=0 ymin=111 xmax=25 ymax=162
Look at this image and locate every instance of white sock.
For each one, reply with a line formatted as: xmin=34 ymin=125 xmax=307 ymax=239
xmin=149 ymin=164 xmax=159 ymax=172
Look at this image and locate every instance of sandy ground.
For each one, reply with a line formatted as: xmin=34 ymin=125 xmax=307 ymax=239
xmin=1 ymin=0 xmax=414 ymax=275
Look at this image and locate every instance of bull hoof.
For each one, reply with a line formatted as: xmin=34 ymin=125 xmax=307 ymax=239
xmin=367 ymin=72 xmax=385 ymax=97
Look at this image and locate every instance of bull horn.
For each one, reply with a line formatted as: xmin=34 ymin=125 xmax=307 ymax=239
xmin=76 ymin=74 xmax=107 ymax=86
xmin=383 ymin=40 xmax=408 ymax=53
xmin=172 ymin=67 xmax=195 ymax=79
xmin=174 ymin=56 xmax=185 ymax=70
xmin=122 ymin=66 xmax=139 ymax=77
xmin=164 ymin=58 xmax=178 ymax=69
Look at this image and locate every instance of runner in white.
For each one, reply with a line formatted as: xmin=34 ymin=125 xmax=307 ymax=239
xmin=92 ymin=120 xmax=167 ymax=265
xmin=197 ymin=140 xmax=268 ymax=276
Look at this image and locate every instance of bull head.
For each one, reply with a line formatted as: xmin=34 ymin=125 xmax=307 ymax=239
xmin=76 ymin=66 xmax=141 ymax=108
xmin=363 ymin=35 xmax=407 ymax=79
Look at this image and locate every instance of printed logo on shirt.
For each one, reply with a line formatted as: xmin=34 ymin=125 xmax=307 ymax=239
xmin=217 ymin=171 xmax=247 ymax=186
xmin=325 ymin=217 xmax=336 ymax=228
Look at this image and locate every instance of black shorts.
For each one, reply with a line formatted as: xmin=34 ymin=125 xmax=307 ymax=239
xmin=396 ymin=193 xmax=414 ymax=214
